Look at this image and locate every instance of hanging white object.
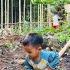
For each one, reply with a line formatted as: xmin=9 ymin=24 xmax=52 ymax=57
xmin=64 ymin=4 xmax=70 ymax=23
xmin=64 ymin=4 xmax=70 ymax=13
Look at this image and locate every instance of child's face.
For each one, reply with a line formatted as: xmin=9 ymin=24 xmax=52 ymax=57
xmin=24 ymin=44 xmax=41 ymax=60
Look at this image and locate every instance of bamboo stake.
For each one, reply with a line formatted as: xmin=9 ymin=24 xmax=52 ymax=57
xmin=19 ymin=0 xmax=22 ymax=34
xmin=11 ymin=0 xmax=13 ymax=25
xmin=40 ymin=4 xmax=41 ymax=27
xmin=47 ymin=4 xmax=52 ymax=27
xmin=30 ymin=1 xmax=32 ymax=32
xmin=23 ymin=0 xmax=25 ymax=23
xmin=5 ymin=0 xmax=7 ymax=28
xmin=7 ymin=0 xmax=9 ymax=28
xmin=1 ymin=0 xmax=3 ymax=29
xmin=38 ymin=4 xmax=40 ymax=29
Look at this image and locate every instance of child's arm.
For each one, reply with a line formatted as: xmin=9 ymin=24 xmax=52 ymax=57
xmin=15 ymin=59 xmax=34 ymax=70
xmin=14 ymin=59 xmax=25 ymax=64
xmin=59 ymin=40 xmax=70 ymax=57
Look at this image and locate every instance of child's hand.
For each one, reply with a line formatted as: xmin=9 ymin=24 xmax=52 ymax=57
xmin=14 ymin=59 xmax=25 ymax=64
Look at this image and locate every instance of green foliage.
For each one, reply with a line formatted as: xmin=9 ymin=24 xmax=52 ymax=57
xmin=31 ymin=23 xmax=70 ymax=43
xmin=4 ymin=43 xmax=13 ymax=48
xmin=54 ymin=23 xmax=70 ymax=43
xmin=12 ymin=21 xmax=30 ymax=35
xmin=64 ymin=0 xmax=70 ymax=4
xmin=41 ymin=0 xmax=55 ymax=4
xmin=31 ymin=0 xmax=70 ymax=5
xmin=31 ymin=0 xmax=57 ymax=4
xmin=31 ymin=0 xmax=42 ymax=4
xmin=21 ymin=21 xmax=30 ymax=35
xmin=12 ymin=23 xmax=20 ymax=35
xmin=31 ymin=26 xmax=55 ymax=35
xmin=12 ymin=21 xmax=70 ymax=44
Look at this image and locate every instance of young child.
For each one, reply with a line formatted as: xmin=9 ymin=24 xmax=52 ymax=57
xmin=53 ymin=12 xmax=59 ymax=29
xmin=17 ymin=33 xmax=70 ymax=70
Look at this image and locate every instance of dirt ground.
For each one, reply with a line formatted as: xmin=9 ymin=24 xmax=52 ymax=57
xmin=0 ymin=46 xmax=26 ymax=70
xmin=0 ymin=28 xmax=70 ymax=70
xmin=0 ymin=46 xmax=70 ymax=70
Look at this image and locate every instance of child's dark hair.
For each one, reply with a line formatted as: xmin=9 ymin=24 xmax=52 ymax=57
xmin=20 ymin=33 xmax=43 ymax=47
